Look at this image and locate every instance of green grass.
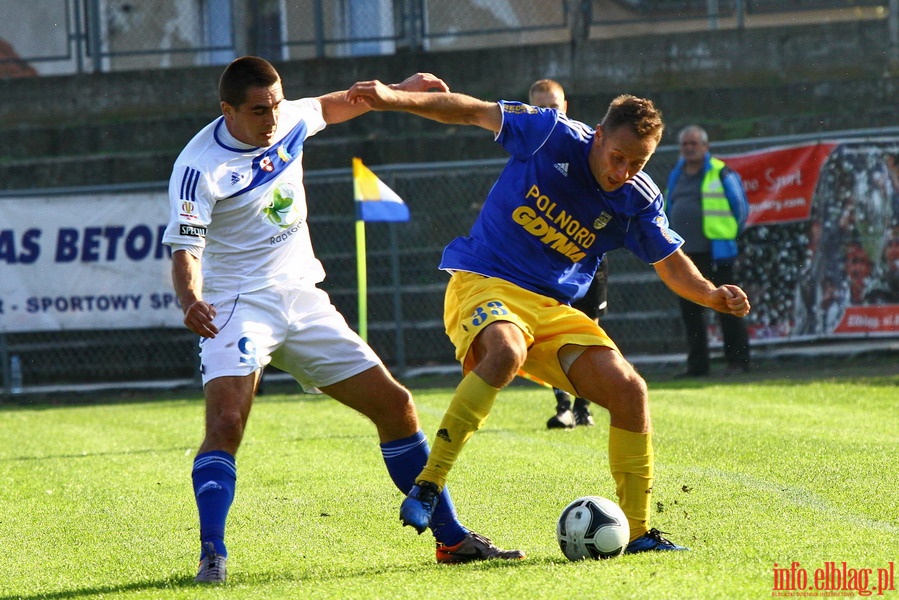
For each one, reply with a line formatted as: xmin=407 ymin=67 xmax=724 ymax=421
xmin=1 ymin=374 xmax=897 ymax=599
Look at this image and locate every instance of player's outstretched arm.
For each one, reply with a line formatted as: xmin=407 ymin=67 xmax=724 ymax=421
xmin=653 ymin=249 xmax=751 ymax=317
xmin=318 ymin=73 xmax=450 ymax=125
xmin=346 ymin=79 xmax=502 ymax=133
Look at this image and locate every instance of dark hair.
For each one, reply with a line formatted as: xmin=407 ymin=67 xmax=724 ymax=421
xmin=601 ymin=94 xmax=664 ymax=143
xmin=218 ymin=56 xmax=280 ymax=107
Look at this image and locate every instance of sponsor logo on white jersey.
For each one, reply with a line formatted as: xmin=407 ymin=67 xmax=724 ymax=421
xmin=179 ymin=200 xmax=199 ymax=221
xmin=264 ymin=183 xmax=302 ymax=228
xmin=180 ymin=224 xmax=207 ymax=237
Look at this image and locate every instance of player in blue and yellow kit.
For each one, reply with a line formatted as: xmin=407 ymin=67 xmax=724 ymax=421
xmin=529 ymin=78 xmax=603 ymax=429
xmin=347 ymin=81 xmax=751 ymax=553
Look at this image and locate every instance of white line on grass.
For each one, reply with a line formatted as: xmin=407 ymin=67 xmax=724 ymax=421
xmin=480 ymin=428 xmax=899 ymax=534
xmin=662 ymin=465 xmax=898 ymax=534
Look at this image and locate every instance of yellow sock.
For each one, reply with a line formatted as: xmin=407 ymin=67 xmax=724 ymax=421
xmin=608 ymin=426 xmax=654 ymax=542
xmin=418 ymin=372 xmax=499 ymax=489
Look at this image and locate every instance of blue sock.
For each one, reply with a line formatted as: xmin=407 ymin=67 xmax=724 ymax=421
xmin=192 ymin=450 xmax=236 ymax=558
xmin=381 ymin=430 xmax=468 ymax=546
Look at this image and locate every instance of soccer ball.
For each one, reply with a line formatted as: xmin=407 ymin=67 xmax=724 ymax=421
xmin=556 ymin=496 xmax=628 ymax=560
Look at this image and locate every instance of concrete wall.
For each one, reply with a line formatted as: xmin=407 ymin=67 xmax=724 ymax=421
xmin=0 ymin=19 xmax=897 ymax=189
xmin=2 ymin=19 xmax=895 ymax=123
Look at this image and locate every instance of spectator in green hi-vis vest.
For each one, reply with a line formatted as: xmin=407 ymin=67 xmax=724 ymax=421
xmin=666 ymin=125 xmax=751 ymax=377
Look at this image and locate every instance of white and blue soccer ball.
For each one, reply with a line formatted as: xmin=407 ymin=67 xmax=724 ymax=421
xmin=556 ymin=496 xmax=628 ymax=560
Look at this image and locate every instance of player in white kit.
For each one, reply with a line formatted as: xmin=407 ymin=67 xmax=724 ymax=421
xmin=163 ymin=56 xmax=523 ymax=584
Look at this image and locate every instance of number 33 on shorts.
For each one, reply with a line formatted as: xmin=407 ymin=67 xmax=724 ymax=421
xmin=465 ymin=301 xmax=509 ymax=331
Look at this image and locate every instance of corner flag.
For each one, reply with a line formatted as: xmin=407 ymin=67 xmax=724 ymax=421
xmin=353 ymin=157 xmax=410 ymax=222
xmin=352 ymin=158 xmax=410 ymax=341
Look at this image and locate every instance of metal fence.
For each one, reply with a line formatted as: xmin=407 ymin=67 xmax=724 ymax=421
xmin=3 ymin=125 xmax=898 ymax=396
xmin=593 ymin=0 xmax=887 ymax=23
xmin=0 ymin=0 xmax=891 ymax=76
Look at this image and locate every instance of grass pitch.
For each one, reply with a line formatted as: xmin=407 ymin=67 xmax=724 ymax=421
xmin=0 ymin=368 xmax=896 ymax=599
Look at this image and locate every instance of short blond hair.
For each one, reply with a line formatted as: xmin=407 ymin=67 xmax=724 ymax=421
xmin=528 ymin=79 xmax=565 ymax=104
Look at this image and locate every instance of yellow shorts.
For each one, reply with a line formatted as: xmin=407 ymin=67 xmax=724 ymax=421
xmin=444 ymin=271 xmax=619 ymax=394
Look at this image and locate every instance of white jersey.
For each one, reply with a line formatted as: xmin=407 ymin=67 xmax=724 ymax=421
xmin=163 ymin=98 xmax=327 ymax=296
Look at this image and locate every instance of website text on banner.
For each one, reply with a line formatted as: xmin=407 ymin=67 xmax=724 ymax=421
xmin=0 ymin=192 xmax=182 ymax=333
xmin=722 ymin=138 xmax=899 ymax=341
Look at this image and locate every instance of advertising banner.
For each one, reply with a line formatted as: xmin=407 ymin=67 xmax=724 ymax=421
xmin=3 ymin=140 xmax=898 ymax=344
xmin=723 ymin=142 xmax=837 ymax=226
xmin=721 ymin=139 xmax=899 ymax=341
xmin=0 ymin=190 xmax=182 ymax=332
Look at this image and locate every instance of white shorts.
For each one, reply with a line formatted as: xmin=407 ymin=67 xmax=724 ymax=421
xmin=198 ymin=286 xmax=381 ymax=391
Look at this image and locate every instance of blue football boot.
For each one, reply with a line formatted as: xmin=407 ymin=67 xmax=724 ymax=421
xmin=400 ymin=481 xmax=440 ymax=534
xmin=625 ymin=528 xmax=690 ymax=553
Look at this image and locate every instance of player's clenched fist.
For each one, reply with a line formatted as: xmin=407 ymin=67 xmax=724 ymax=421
xmin=347 ymin=80 xmax=398 ymax=109
xmin=349 ymin=73 xmax=449 ymax=109
xmin=392 ymin=72 xmax=449 ymax=93
xmin=719 ymin=285 xmax=751 ymax=317
xmin=183 ymin=300 xmax=218 ymax=338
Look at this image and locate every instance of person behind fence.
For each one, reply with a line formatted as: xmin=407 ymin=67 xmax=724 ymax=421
xmin=346 ymin=80 xmax=751 ymax=552
xmin=665 ymin=125 xmax=751 ymax=377
xmin=528 ymin=78 xmax=605 ymax=430
xmin=162 ymin=56 xmax=524 ymax=584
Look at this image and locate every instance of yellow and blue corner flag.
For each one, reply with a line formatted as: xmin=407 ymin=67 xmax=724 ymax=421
xmin=353 ymin=157 xmax=410 ymax=222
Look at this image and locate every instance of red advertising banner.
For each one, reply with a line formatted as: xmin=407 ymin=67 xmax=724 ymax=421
xmin=717 ymin=139 xmax=899 ymax=341
xmin=833 ymin=306 xmax=899 ymax=334
xmin=722 ymin=143 xmax=837 ymax=226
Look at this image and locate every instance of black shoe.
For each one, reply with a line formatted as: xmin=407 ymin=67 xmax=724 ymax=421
xmin=572 ymin=398 xmax=594 ymax=426
xmin=553 ymin=388 xmax=572 ymax=408
xmin=547 ymin=409 xmax=576 ymax=429
xmin=573 ymin=406 xmax=594 ymax=427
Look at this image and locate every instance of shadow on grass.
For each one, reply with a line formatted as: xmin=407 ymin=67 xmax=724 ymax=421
xmin=1 ymin=556 xmax=541 ymax=600
xmin=0 ymin=576 xmax=197 ymax=600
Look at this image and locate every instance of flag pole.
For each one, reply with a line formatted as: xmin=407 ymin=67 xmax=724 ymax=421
xmin=355 ymin=218 xmax=368 ymax=341
xmin=352 ymin=156 xmax=410 ymax=343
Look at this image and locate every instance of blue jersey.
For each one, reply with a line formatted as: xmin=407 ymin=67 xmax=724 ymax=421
xmin=439 ymin=101 xmax=683 ymax=304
